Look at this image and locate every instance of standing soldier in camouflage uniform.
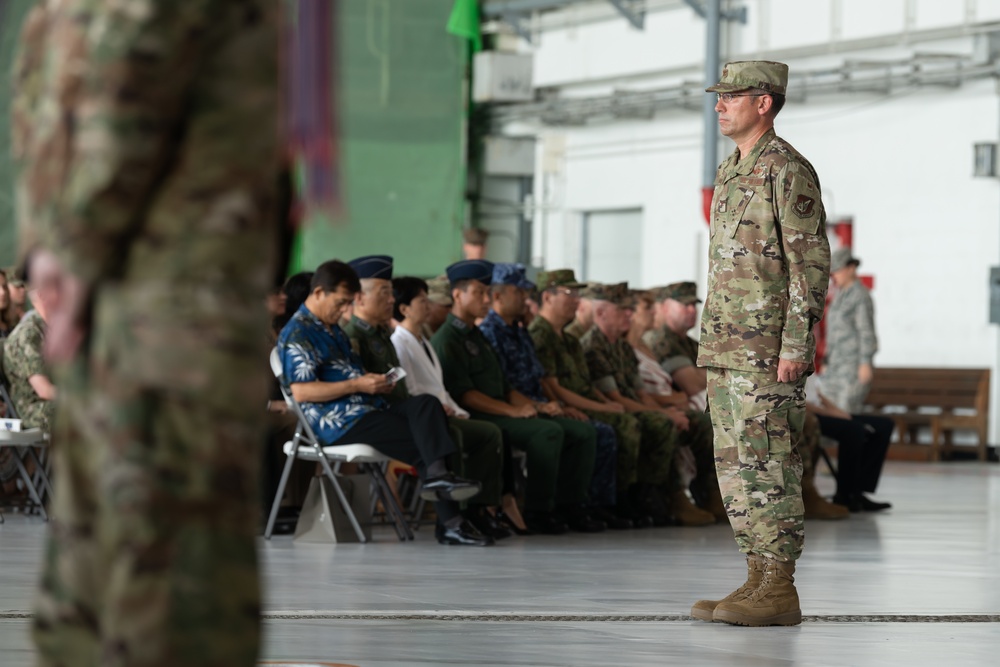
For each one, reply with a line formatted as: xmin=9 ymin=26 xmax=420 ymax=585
xmin=821 ymin=248 xmax=878 ymax=414
xmin=14 ymin=2 xmax=280 ymax=665
xmin=343 ymin=256 xmax=506 ymax=541
xmin=693 ymin=61 xmax=831 ymax=627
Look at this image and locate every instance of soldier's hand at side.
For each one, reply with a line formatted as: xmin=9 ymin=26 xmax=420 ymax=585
xmin=36 ymin=251 xmax=88 ymax=364
xmin=777 ymin=359 xmax=809 ymax=383
xmin=510 ymin=403 xmax=537 ymax=419
xmin=858 ymin=363 xmax=873 ymax=385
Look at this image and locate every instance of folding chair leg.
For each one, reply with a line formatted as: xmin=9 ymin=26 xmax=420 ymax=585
xmin=819 ymin=448 xmax=839 ymax=483
xmin=367 ymin=463 xmax=414 ymax=541
xmin=264 ymin=449 xmax=299 ymax=540
xmin=316 ymin=455 xmax=368 ymax=543
xmin=25 ymin=447 xmax=52 ymax=502
xmin=13 ymin=453 xmax=47 ymax=521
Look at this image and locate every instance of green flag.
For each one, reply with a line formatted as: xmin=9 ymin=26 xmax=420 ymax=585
xmin=447 ymin=0 xmax=482 ymax=52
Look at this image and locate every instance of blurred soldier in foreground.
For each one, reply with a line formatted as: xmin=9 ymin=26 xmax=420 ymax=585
xmin=14 ymin=2 xmax=281 ymax=665
xmin=693 ymin=61 xmax=831 ymax=627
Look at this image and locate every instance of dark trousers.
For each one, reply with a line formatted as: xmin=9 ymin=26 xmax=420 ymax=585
xmin=334 ymin=395 xmax=456 ymax=475
xmin=816 ymin=413 xmax=893 ymax=496
xmin=334 ymin=396 xmax=459 ymax=520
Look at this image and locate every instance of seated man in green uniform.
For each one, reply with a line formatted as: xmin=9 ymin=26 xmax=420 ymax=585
xmin=342 ymin=255 xmax=507 ymax=542
xmin=580 ymin=283 xmax=715 ymax=527
xmin=645 ymin=281 xmax=708 ymax=398
xmin=432 ymin=260 xmax=598 ymax=535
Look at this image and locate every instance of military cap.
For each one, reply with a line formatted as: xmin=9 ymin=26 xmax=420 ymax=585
xmin=446 ymin=259 xmax=494 ymax=286
xmin=831 ymin=247 xmax=861 ymax=272
xmin=492 ymin=263 xmax=536 ymax=290
xmin=656 ymin=281 xmax=702 ymax=305
xmin=462 ymin=228 xmax=489 ymax=245
xmin=706 ymin=60 xmax=788 ymax=96
xmin=582 ymin=281 xmax=628 ymax=303
xmin=426 ymin=274 xmax=453 ymax=306
xmin=535 ymin=268 xmax=586 ymax=291
xmin=348 ymin=255 xmax=393 ymax=280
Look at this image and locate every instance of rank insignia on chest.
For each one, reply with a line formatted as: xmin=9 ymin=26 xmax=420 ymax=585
xmin=717 ymin=199 xmax=727 ymax=213
xmin=465 ymin=340 xmax=480 ymax=356
xmin=793 ymin=194 xmax=816 ymax=218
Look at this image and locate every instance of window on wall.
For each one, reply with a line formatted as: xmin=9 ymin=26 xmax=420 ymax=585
xmin=581 ymin=209 xmax=643 ymax=286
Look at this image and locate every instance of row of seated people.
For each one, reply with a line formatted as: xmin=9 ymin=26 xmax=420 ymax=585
xmin=271 ymin=255 xmax=893 ymax=547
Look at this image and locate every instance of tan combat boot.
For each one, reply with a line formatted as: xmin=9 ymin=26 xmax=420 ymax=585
xmin=670 ymin=490 xmax=716 ymax=527
xmin=802 ymin=477 xmax=849 ymax=521
xmin=712 ymin=558 xmax=802 ymax=626
xmin=690 ymin=553 xmax=766 ymax=622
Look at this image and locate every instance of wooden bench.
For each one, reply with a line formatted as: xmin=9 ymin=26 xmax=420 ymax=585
xmin=863 ymin=368 xmax=990 ymax=462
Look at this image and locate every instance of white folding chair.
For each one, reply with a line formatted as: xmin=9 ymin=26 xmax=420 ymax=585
xmin=265 ymin=348 xmax=414 ymax=542
xmin=0 ymin=378 xmax=53 ymax=523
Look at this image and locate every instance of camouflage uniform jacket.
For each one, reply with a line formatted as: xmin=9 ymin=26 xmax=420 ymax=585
xmin=824 ymin=280 xmax=877 ymax=373
xmin=643 ymin=326 xmax=699 ymax=365
xmin=698 ymin=128 xmax=831 ymax=374
xmin=1 ymin=310 xmax=53 ymax=429
xmin=580 ymin=327 xmax=643 ymax=401
xmin=431 ymin=314 xmax=512 ymax=403
xmin=343 ymin=315 xmax=409 ymax=403
xmin=278 ymin=306 xmax=387 ymax=444
xmin=478 ymin=310 xmax=547 ymax=402
xmin=564 ymin=320 xmax=588 ymax=341
xmin=528 ymin=315 xmax=601 ymax=401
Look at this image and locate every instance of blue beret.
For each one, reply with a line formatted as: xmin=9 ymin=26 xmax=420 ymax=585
xmin=492 ymin=263 xmax=535 ymax=290
xmin=446 ymin=260 xmax=494 ymax=286
xmin=348 ymin=255 xmax=394 ymax=280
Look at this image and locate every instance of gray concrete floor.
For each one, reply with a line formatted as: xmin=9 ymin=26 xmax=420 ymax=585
xmin=2 ymin=461 xmax=999 ymax=666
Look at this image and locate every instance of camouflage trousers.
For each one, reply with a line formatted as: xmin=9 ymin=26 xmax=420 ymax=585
xmin=678 ymin=409 xmax=719 ymax=497
xmin=588 ymin=419 xmax=618 ymax=507
xmin=582 ymin=410 xmax=640 ymax=488
xmin=706 ymin=368 xmax=806 ymax=562
xmin=585 ymin=410 xmax=675 ymax=488
xmin=34 ymin=356 xmax=264 ymax=667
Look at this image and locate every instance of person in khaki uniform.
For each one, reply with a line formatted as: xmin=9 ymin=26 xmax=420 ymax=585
xmin=692 ymin=61 xmax=831 ymax=627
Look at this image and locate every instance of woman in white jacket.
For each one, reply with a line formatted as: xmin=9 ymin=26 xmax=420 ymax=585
xmin=391 ymin=277 xmax=529 ymax=535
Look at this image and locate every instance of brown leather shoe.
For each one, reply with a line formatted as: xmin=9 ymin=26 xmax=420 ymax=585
xmin=690 ymin=553 xmax=766 ymax=622
xmin=803 ymin=478 xmax=849 ymax=521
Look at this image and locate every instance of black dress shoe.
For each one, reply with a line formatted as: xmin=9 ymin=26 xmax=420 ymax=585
xmin=495 ymin=509 xmax=533 ymax=536
xmin=435 ymin=520 xmax=495 ymax=546
xmin=420 ymin=473 xmax=482 ymax=502
xmin=523 ymin=511 xmax=569 ymax=535
xmin=466 ymin=508 xmax=512 ymax=540
xmin=593 ymin=507 xmax=633 ymax=530
xmin=832 ymin=494 xmax=862 ymax=512
xmin=858 ymin=495 xmax=892 ymax=512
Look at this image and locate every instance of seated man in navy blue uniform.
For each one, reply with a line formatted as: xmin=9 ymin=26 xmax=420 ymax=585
xmin=277 ymin=259 xmax=491 ymax=546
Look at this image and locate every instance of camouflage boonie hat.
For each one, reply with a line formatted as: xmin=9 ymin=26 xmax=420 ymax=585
xmin=535 ymin=269 xmax=586 ymax=291
xmin=462 ymin=228 xmax=489 ymax=245
xmin=706 ymin=60 xmax=788 ymax=95
xmin=831 ymin=247 xmax=861 ymax=272
xmin=655 ymin=281 xmax=702 ymax=305
xmin=426 ymin=274 xmax=453 ymax=306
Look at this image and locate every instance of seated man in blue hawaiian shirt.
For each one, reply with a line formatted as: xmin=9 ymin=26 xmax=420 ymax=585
xmin=277 ymin=259 xmax=491 ymax=546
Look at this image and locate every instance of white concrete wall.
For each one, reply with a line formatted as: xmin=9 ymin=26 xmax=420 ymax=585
xmin=517 ymin=0 xmax=1000 ymax=444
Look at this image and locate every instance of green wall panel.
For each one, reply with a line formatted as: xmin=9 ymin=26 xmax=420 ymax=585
xmin=0 ymin=0 xmax=32 ymax=269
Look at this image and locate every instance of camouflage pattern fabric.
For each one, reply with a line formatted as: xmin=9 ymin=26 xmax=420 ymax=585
xmin=2 ymin=310 xmax=54 ymax=429
xmin=579 ymin=326 xmax=676 ymax=486
xmin=643 ymin=325 xmax=700 ymax=367
xmin=821 ymin=280 xmax=878 ymax=413
xmin=697 ymin=128 xmax=831 ymax=373
xmin=707 ymin=368 xmax=806 ymax=562
xmin=564 ymin=320 xmax=588 ymax=341
xmin=16 ymin=2 xmax=280 ymax=666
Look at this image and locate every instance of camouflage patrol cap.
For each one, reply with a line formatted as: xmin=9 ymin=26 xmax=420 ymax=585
xmin=535 ymin=268 xmax=586 ymax=291
xmin=831 ymin=247 xmax=861 ymax=272
xmin=426 ymin=274 xmax=453 ymax=306
xmin=462 ymin=228 xmax=489 ymax=245
xmin=581 ymin=282 xmax=621 ymax=302
xmin=706 ymin=61 xmax=789 ymax=96
xmin=655 ymin=281 xmax=702 ymax=305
